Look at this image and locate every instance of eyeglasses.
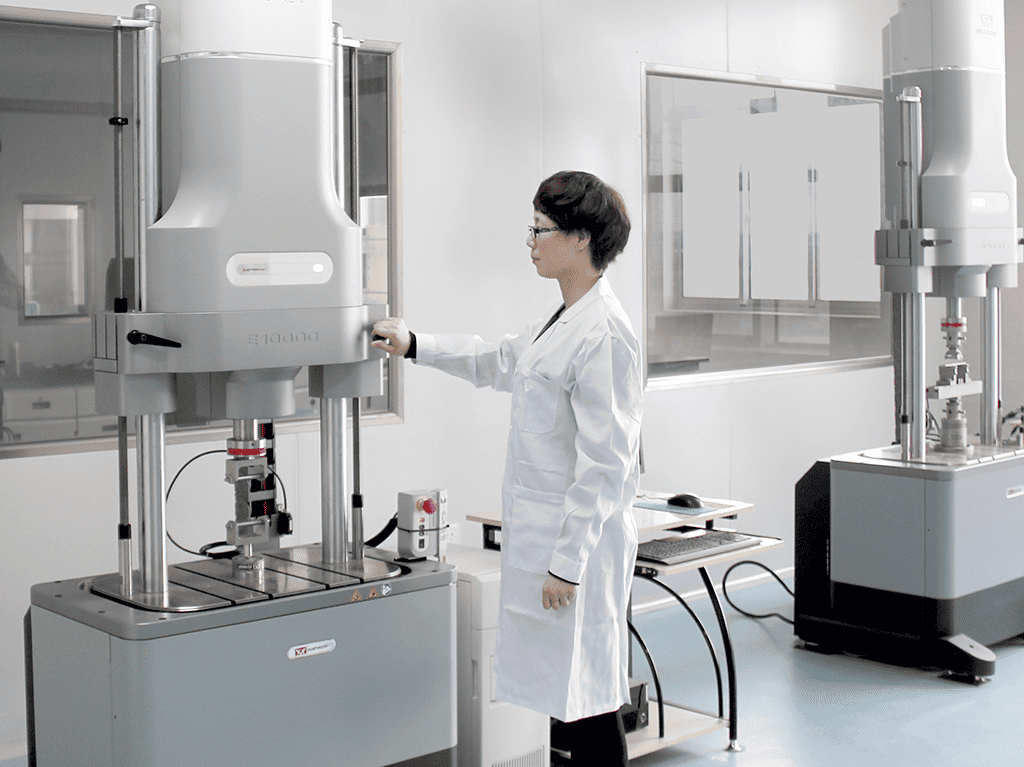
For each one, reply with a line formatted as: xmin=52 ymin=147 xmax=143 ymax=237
xmin=527 ymin=226 xmax=560 ymax=238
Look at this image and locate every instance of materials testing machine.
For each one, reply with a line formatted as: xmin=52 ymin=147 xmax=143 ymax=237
xmin=24 ymin=3 xmax=457 ymax=765
xmin=796 ymin=0 xmax=1024 ymax=680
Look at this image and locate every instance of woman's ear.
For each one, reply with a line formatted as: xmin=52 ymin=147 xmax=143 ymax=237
xmin=573 ymin=230 xmax=591 ymax=252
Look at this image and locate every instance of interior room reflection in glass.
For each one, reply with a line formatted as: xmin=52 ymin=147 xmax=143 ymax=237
xmin=645 ymin=71 xmax=891 ymax=380
xmin=22 ymin=202 xmax=88 ymax=318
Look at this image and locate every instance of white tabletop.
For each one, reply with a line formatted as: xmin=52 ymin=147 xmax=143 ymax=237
xmin=465 ymin=495 xmax=755 ymax=535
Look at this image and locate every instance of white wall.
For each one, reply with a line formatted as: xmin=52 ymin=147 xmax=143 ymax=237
xmin=1 ymin=0 xmax=904 ymax=752
xmin=535 ymin=0 xmax=898 ymax=591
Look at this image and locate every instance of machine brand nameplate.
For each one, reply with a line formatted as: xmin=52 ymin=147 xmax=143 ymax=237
xmin=226 ymin=251 xmax=334 ymax=287
xmin=287 ymin=639 xmax=337 ymax=660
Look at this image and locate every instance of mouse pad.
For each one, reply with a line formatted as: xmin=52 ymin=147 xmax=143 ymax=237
xmin=632 ymin=499 xmax=705 ymax=515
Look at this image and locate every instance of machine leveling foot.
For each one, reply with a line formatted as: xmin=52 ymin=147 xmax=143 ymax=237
xmin=935 ymin=633 xmax=996 ymax=680
xmin=939 ymin=671 xmax=991 ymax=686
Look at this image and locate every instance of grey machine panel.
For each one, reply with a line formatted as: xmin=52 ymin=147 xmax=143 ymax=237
xmin=29 ymin=558 xmax=457 ymax=767
xmin=831 ymin=446 xmax=1024 ymax=600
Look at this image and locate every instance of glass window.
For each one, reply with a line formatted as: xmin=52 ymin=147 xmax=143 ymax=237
xmin=22 ymin=202 xmax=88 ymax=318
xmin=644 ymin=68 xmax=891 ymax=385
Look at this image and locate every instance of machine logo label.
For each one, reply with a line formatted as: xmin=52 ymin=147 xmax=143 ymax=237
xmin=287 ymin=639 xmax=337 ymax=660
xmin=248 ymin=331 xmax=320 ymax=347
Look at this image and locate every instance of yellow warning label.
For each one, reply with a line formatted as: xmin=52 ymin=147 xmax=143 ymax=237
xmin=350 ymin=590 xmax=362 ymax=602
xmin=368 ymin=586 xmax=379 ymax=599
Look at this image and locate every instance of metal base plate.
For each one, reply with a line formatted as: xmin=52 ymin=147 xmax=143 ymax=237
xmin=89 ymin=545 xmax=403 ymax=613
xmin=90 ymin=573 xmax=232 ymax=612
xmin=854 ymin=442 xmax=1024 ymax=469
xmin=265 ymin=544 xmax=403 ymax=583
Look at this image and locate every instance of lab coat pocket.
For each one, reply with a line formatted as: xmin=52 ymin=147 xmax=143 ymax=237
xmin=507 ymin=485 xmax=565 ymax=575
xmin=516 ymin=368 xmax=561 ymax=434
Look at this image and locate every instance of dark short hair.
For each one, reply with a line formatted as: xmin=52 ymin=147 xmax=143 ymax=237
xmin=533 ymin=170 xmax=631 ymax=272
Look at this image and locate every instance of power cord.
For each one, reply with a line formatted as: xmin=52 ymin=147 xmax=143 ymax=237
xmin=721 ymin=560 xmax=794 ymax=625
xmin=366 ymin=514 xmax=398 ymax=547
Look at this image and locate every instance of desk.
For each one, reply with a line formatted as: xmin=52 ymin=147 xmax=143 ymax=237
xmin=466 ymin=497 xmax=782 ymax=761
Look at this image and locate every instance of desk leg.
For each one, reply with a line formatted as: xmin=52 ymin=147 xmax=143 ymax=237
xmin=643 ymin=575 xmax=723 ymax=719
xmin=699 ymin=566 xmax=743 ymax=753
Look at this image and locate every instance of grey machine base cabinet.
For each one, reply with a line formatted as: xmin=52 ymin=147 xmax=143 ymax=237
xmin=794 ymin=449 xmax=1024 ymax=678
xmin=25 ymin=554 xmax=457 ymax=767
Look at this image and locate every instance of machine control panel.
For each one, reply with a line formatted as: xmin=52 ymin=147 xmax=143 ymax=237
xmin=397 ymin=489 xmax=449 ymax=560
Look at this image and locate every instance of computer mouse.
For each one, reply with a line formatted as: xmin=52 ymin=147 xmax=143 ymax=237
xmin=667 ymin=493 xmax=703 ymax=509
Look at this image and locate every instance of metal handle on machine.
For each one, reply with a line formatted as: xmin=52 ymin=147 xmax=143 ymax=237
xmin=127 ymin=330 xmax=182 ymax=348
xmin=808 ymin=166 xmax=820 ymax=303
xmin=738 ymin=166 xmax=751 ymax=305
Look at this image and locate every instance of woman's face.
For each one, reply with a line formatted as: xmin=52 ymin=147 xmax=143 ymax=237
xmin=527 ymin=210 xmax=591 ymax=281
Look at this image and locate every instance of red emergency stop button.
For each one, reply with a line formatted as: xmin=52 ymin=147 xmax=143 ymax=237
xmin=418 ymin=497 xmax=437 ymax=515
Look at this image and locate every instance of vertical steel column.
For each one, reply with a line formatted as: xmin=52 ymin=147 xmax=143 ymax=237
xmin=111 ymin=24 xmax=134 ymax=598
xmin=904 ymin=293 xmax=927 ymax=460
xmin=898 ymin=86 xmax=926 ymax=461
xmin=981 ymin=287 xmax=1001 ymax=444
xmin=134 ymin=3 xmax=160 ymax=314
xmin=347 ymin=44 xmax=360 ymax=224
xmin=350 ymin=398 xmax=364 ymax=560
xmin=321 ymin=398 xmax=350 ymax=564
xmin=330 ymin=28 xmax=363 ymax=563
xmin=131 ymin=4 xmax=166 ymax=597
xmin=137 ymin=414 xmax=167 ymax=597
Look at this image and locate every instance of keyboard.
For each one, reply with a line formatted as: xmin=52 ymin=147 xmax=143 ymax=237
xmin=636 ymin=529 xmax=759 ymax=566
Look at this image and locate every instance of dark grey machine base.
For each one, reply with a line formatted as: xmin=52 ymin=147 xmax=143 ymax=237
xmin=794 ymin=460 xmax=1019 ymax=679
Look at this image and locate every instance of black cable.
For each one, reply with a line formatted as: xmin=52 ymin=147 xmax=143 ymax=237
xmin=366 ymin=514 xmax=398 ymax=548
xmin=167 ymin=447 xmax=388 ymax=555
xmin=721 ymin=560 xmax=794 ymax=625
xmin=165 ymin=450 xmax=226 ymax=558
xmin=926 ymin=406 xmax=940 ymax=438
xmin=267 ymin=468 xmax=288 ymax=512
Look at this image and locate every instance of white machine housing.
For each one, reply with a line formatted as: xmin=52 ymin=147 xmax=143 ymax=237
xmin=446 ymin=544 xmax=550 ymax=767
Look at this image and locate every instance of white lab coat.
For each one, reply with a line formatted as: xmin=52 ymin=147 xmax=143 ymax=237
xmin=414 ymin=278 xmax=642 ymax=722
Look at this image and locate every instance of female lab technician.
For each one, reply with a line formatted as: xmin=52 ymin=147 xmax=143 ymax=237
xmin=373 ymin=170 xmax=641 ymax=765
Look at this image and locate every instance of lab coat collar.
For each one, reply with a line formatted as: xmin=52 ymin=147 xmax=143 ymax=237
xmin=555 ymin=277 xmax=608 ymax=326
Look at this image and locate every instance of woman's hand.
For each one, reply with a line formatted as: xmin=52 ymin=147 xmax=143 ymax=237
xmin=542 ymin=573 xmax=577 ymax=610
xmin=372 ymin=317 xmax=412 ymax=357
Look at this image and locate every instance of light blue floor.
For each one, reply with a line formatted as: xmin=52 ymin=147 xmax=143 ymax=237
xmin=627 ymin=577 xmax=1024 ymax=767
xmin=5 ymin=577 xmax=1022 ymax=767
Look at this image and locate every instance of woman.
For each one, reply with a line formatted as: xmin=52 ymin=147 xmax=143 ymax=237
xmin=372 ymin=170 xmax=642 ymax=765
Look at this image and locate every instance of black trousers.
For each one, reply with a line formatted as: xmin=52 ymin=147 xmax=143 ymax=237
xmin=560 ymin=710 xmax=628 ymax=766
